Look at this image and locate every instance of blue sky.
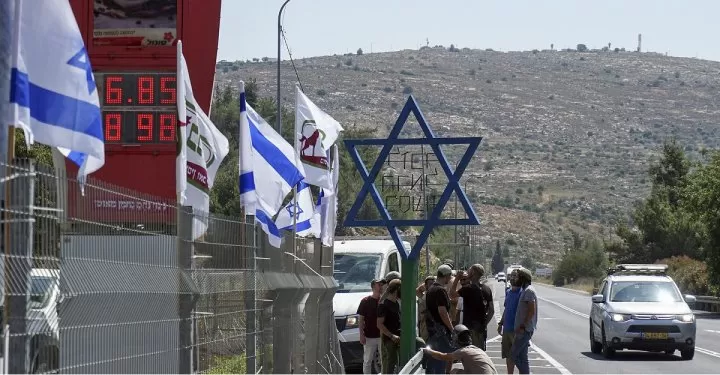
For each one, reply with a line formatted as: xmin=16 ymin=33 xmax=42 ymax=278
xmin=218 ymin=0 xmax=720 ymax=62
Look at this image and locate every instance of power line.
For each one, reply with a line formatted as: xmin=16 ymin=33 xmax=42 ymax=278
xmin=280 ymin=23 xmax=304 ymax=93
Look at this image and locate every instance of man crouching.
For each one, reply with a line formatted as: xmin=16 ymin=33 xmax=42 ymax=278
xmin=423 ymin=324 xmax=498 ymax=374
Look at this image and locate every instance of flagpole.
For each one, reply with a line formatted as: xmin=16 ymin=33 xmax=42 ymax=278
xmin=292 ymin=84 xmax=300 ymax=255
xmin=277 ymin=0 xmax=292 ymax=133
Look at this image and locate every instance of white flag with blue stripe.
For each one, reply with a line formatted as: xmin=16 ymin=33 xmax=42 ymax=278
xmin=238 ymin=85 xmax=305 ymax=216
xmin=275 ymin=181 xmax=320 ymax=237
xmin=9 ymin=0 xmax=104 ymax=182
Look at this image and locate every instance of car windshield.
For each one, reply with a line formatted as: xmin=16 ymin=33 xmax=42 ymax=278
xmin=610 ymin=280 xmax=683 ymax=303
xmin=29 ymin=276 xmax=56 ymax=309
xmin=333 ymin=253 xmax=382 ymax=293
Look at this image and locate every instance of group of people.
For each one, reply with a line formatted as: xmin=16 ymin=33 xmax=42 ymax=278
xmin=355 ymin=263 xmax=538 ymax=374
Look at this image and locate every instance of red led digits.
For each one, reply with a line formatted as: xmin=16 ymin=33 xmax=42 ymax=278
xmin=159 ymin=113 xmax=176 ymax=142
xmin=104 ymin=113 xmax=122 ymax=142
xmin=160 ymin=77 xmax=176 ymax=105
xmin=101 ymin=73 xmax=178 ymax=144
xmin=137 ymin=76 xmax=155 ymax=105
xmin=136 ymin=113 xmax=153 ymax=141
xmin=105 ymin=76 xmax=123 ymax=105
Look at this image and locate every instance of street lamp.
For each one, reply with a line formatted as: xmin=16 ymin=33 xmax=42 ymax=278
xmin=276 ymin=0 xmax=292 ymax=133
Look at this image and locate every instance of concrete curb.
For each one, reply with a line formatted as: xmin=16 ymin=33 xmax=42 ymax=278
xmin=534 ymin=281 xmax=591 ymax=296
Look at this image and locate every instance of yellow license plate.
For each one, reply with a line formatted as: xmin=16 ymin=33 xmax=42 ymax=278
xmin=642 ymin=332 xmax=668 ymax=340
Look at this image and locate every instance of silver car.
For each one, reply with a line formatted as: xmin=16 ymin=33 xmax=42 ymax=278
xmin=589 ymin=264 xmax=697 ymax=360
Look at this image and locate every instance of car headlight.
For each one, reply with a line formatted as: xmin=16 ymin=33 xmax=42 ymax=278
xmin=346 ymin=315 xmax=359 ymax=329
xmin=678 ymin=314 xmax=694 ymax=322
xmin=612 ymin=313 xmax=631 ymax=322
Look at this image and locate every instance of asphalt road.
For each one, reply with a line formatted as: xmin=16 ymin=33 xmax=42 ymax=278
xmin=487 ymin=279 xmax=720 ymax=374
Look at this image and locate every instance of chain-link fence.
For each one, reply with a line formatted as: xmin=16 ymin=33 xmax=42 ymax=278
xmin=0 ymin=158 xmax=343 ymax=374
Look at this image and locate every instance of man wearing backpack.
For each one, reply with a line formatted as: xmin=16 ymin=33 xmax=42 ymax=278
xmin=450 ymin=264 xmax=494 ymax=351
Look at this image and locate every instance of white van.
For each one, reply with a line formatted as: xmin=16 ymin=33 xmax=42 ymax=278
xmin=333 ymin=238 xmax=409 ymax=371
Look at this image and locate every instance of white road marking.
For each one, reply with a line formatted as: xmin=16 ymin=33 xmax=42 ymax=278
xmin=705 ymin=329 xmax=720 ymax=334
xmin=696 ymin=347 xmax=720 ymax=358
xmin=538 ymin=296 xmax=589 ymax=319
xmin=540 ymin=295 xmax=720 ymax=360
xmin=529 ymin=342 xmax=572 ymax=375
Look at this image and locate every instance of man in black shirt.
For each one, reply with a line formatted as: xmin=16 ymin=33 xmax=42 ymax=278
xmin=357 ymin=279 xmax=383 ymax=374
xmin=377 ymin=279 xmax=401 ymax=374
xmin=425 ymin=265 xmax=456 ymax=374
xmin=451 ymin=264 xmax=494 ymax=350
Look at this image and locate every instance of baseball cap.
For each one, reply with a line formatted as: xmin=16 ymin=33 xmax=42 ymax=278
xmin=517 ymin=267 xmax=532 ymax=281
xmin=383 ymin=271 xmax=401 ymax=284
xmin=437 ymin=264 xmax=452 ymax=277
xmin=371 ymin=279 xmax=383 ymax=286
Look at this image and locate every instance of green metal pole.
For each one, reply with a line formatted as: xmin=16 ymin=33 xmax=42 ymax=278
xmin=400 ymin=258 xmax=419 ymax=367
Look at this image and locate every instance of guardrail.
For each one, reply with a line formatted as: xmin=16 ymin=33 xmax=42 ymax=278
xmin=398 ymin=350 xmax=425 ymax=374
xmin=695 ymin=295 xmax=720 ymax=313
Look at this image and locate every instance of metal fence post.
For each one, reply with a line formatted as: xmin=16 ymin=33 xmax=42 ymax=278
xmin=6 ymin=159 xmax=34 ymax=374
xmin=178 ymin=205 xmax=194 ymax=374
xmin=244 ymin=215 xmax=256 ymax=374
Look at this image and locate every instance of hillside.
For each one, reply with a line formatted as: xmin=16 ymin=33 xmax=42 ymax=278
xmin=214 ymin=47 xmax=720 ymax=267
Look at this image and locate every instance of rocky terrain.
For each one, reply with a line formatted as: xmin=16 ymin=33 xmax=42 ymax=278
xmin=215 ymin=47 xmax=720 ymax=267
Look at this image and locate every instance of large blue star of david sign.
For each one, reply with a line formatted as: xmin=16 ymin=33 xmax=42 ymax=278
xmin=343 ymin=95 xmax=481 ymax=261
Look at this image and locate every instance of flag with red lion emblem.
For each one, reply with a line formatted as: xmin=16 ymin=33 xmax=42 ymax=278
xmin=294 ymin=86 xmax=343 ymax=191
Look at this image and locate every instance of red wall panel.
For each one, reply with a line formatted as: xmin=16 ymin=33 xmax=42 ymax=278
xmin=65 ymin=0 xmax=222 ymax=222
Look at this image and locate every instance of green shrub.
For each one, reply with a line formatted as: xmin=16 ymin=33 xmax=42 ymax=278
xmin=208 ymin=354 xmax=247 ymax=374
xmin=657 ymin=256 xmax=718 ymax=296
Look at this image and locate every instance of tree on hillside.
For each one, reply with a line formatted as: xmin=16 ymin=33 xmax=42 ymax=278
xmin=607 ymin=139 xmax=702 ymax=263
xmin=577 ymin=44 xmax=588 ymax=52
xmin=521 ymin=255 xmax=535 ymax=271
xmin=554 ymin=236 xmax=608 ymax=286
xmin=648 ymin=139 xmax=690 ymax=207
xmin=682 ymin=151 xmax=720 ymax=284
xmin=491 ymin=246 xmax=504 ymax=274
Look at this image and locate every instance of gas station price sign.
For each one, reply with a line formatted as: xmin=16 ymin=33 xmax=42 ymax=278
xmin=94 ymin=72 xmax=177 ymax=144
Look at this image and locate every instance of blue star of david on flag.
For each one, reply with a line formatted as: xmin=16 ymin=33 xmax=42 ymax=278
xmin=343 ymin=95 xmax=481 ymax=260
xmin=67 ymin=47 xmax=96 ymax=95
xmin=285 ymin=202 xmax=304 ymax=219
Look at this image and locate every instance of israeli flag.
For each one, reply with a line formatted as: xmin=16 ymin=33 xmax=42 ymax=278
xmin=238 ymin=83 xmax=305 ymax=216
xmin=9 ymin=0 xmax=104 ymax=182
xmin=254 ymin=209 xmax=283 ymax=248
xmin=275 ymin=181 xmax=320 ymax=237
xmin=238 ymin=82 xmax=308 ymax=247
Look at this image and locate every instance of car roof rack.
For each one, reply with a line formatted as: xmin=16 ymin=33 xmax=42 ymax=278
xmin=607 ymin=264 xmax=668 ymax=276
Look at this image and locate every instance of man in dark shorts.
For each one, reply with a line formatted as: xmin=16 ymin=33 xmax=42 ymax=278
xmin=498 ymin=269 xmax=522 ymax=374
xmin=450 ymin=264 xmax=494 ymax=351
xmin=511 ymin=268 xmax=538 ymax=375
xmin=357 ymin=279 xmax=383 ymax=374
xmin=377 ymin=279 xmax=401 ymax=373
xmin=425 ymin=265 xmax=456 ymax=374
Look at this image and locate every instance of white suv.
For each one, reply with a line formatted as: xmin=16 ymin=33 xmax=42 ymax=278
xmin=589 ymin=264 xmax=697 ymax=360
xmin=332 ymin=239 xmax=408 ymax=371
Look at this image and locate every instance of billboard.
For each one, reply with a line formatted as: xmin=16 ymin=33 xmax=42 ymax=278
xmin=93 ymin=0 xmax=178 ymax=47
